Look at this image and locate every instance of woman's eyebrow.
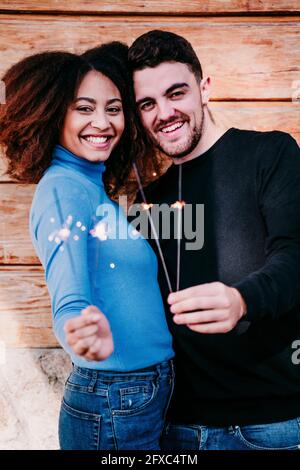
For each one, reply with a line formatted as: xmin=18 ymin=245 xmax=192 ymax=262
xmin=74 ymin=97 xmax=122 ymax=104
xmin=106 ymin=98 xmax=122 ymax=105
xmin=74 ymin=97 xmax=96 ymax=104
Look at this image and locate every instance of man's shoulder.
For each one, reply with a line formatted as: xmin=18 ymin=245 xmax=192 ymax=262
xmin=231 ymin=128 xmax=293 ymax=145
xmin=229 ymin=128 xmax=299 ymax=165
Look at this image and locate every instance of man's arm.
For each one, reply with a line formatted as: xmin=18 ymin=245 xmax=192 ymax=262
xmin=168 ymin=133 xmax=300 ymax=333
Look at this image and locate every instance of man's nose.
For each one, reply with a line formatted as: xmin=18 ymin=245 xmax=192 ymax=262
xmin=156 ymin=101 xmax=175 ymax=122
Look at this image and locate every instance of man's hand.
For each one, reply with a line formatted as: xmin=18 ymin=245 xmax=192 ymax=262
xmin=64 ymin=305 xmax=114 ymax=361
xmin=168 ymin=282 xmax=247 ymax=334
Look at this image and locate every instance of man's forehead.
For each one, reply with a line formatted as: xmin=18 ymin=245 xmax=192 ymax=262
xmin=133 ymin=61 xmax=193 ymax=97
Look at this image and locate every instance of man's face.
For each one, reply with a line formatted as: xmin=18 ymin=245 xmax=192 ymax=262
xmin=133 ymin=61 xmax=204 ymax=160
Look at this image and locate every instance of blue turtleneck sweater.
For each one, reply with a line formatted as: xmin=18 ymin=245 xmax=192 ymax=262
xmin=30 ymin=145 xmax=174 ymax=370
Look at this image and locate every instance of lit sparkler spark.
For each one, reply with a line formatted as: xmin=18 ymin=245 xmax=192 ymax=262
xmin=90 ymin=221 xmax=108 ymax=241
xmin=58 ymin=227 xmax=71 ymax=241
xmin=171 ymin=200 xmax=186 ymax=210
xmin=141 ymin=202 xmax=154 ymax=211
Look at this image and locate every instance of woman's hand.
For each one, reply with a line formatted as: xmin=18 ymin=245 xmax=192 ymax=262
xmin=64 ymin=305 xmax=114 ymax=361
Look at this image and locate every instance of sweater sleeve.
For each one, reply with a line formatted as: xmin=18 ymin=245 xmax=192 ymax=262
xmin=30 ymin=176 xmax=94 ymax=353
xmin=233 ymin=133 xmax=300 ymax=321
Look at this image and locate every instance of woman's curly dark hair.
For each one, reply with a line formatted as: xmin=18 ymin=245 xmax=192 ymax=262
xmin=0 ymin=42 xmax=157 ymax=195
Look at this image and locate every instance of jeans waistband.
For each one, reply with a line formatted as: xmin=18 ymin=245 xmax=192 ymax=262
xmin=72 ymin=359 xmax=173 ymax=380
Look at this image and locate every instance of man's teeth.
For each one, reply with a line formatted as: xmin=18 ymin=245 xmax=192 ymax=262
xmin=160 ymin=122 xmax=184 ymax=133
xmin=84 ymin=136 xmax=110 ymax=144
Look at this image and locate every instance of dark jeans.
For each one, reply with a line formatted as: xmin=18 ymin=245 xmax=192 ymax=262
xmin=59 ymin=360 xmax=174 ymax=450
xmin=161 ymin=417 xmax=300 ymax=450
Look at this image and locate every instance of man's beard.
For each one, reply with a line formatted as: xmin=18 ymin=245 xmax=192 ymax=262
xmin=150 ymin=110 xmax=204 ymax=160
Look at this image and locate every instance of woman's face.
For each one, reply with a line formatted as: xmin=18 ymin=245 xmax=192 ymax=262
xmin=60 ymin=70 xmax=125 ymax=162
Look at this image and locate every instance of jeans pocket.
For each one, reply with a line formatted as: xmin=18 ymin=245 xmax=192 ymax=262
xmin=237 ymin=418 xmax=300 ymax=450
xmin=160 ymin=423 xmax=201 ymax=450
xmin=112 ymin=379 xmax=158 ymax=416
xmin=59 ymin=398 xmax=101 ymax=450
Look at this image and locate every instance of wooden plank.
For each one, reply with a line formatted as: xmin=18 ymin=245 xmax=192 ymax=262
xmin=0 ymin=266 xmax=57 ymax=347
xmin=210 ymin=101 xmax=300 ymax=142
xmin=0 ymin=184 xmax=37 ymax=263
xmin=0 ymin=15 xmax=299 ymax=100
xmin=0 ymin=1 xmax=299 ymax=14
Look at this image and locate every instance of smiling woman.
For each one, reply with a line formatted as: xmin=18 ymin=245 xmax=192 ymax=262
xmin=0 ymin=42 xmax=175 ymax=450
xmin=60 ymin=70 xmax=125 ymax=163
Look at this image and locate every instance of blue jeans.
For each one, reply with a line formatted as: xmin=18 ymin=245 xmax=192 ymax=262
xmin=160 ymin=418 xmax=300 ymax=450
xmin=59 ymin=360 xmax=174 ymax=450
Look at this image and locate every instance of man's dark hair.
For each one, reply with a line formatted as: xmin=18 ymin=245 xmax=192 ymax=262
xmin=128 ymin=30 xmax=203 ymax=82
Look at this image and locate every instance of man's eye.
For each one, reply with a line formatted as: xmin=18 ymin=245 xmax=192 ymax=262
xmin=170 ymin=91 xmax=184 ymax=98
xmin=140 ymin=101 xmax=154 ymax=111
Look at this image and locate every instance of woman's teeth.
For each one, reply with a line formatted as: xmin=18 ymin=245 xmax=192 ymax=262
xmin=84 ymin=136 xmax=110 ymax=144
xmin=160 ymin=122 xmax=184 ymax=133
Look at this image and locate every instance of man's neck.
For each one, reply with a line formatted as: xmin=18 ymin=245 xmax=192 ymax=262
xmin=172 ymin=108 xmax=228 ymax=165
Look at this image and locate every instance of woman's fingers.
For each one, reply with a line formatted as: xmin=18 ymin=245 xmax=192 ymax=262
xmin=72 ymin=335 xmax=98 ymax=355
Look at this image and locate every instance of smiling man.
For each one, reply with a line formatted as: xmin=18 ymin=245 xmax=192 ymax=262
xmin=128 ymin=30 xmax=300 ymax=450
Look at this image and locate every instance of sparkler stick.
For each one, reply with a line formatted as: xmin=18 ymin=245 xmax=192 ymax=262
xmin=133 ymin=163 xmax=173 ymax=293
xmin=52 ymin=187 xmax=76 ymax=274
xmin=172 ymin=164 xmax=184 ymax=291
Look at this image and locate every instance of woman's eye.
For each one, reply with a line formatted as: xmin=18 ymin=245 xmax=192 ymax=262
xmin=107 ymin=107 xmax=122 ymax=114
xmin=76 ymin=106 xmax=93 ymax=112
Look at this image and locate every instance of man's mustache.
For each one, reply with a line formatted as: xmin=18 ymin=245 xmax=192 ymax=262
xmin=154 ymin=114 xmax=189 ymax=133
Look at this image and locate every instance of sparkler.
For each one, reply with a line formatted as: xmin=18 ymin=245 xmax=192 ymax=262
xmin=133 ymin=163 xmax=173 ymax=293
xmin=171 ymin=163 xmax=184 ymax=292
xmin=52 ymin=188 xmax=76 ymax=274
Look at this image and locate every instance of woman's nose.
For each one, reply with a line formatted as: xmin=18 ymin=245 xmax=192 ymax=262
xmin=90 ymin=113 xmax=110 ymax=130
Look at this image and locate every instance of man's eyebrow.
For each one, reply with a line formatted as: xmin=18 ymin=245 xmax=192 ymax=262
xmin=136 ymin=82 xmax=189 ymax=107
xmin=164 ymin=82 xmax=189 ymax=95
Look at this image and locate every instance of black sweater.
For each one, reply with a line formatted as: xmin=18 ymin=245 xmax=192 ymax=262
xmin=135 ymin=128 xmax=300 ymax=426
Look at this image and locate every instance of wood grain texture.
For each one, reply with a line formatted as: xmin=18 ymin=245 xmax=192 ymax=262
xmin=0 ymin=184 xmax=36 ymax=263
xmin=0 ymin=266 xmax=57 ymax=347
xmin=0 ymin=1 xmax=299 ymax=14
xmin=0 ymin=15 xmax=300 ymax=100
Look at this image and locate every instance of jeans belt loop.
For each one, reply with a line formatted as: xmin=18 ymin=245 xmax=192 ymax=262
xmin=88 ymin=370 xmax=98 ymax=393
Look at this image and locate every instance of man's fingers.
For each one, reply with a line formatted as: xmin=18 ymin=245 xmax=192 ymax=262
xmin=168 ymin=282 xmax=224 ymax=304
xmin=173 ymin=310 xmax=227 ymax=325
xmin=187 ymin=321 xmax=234 ymax=334
xmin=170 ymin=296 xmax=225 ymax=314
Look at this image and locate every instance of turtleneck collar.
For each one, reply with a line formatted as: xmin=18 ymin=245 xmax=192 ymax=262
xmin=52 ymin=144 xmax=106 ymax=187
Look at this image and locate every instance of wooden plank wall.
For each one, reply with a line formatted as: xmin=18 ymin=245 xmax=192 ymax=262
xmin=0 ymin=1 xmax=300 ymax=348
